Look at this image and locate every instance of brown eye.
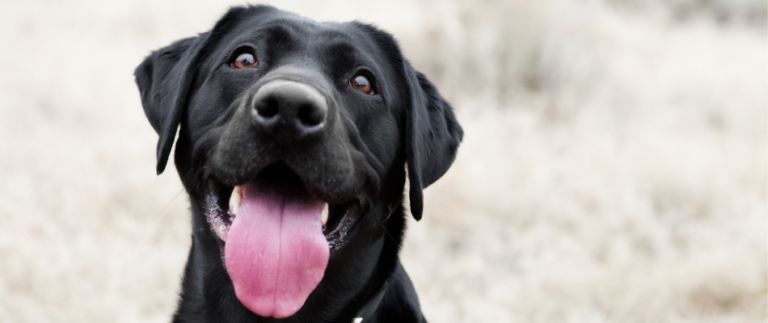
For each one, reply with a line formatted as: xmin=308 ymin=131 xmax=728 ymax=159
xmin=350 ymin=75 xmax=374 ymax=95
xmin=232 ymin=52 xmax=256 ymax=69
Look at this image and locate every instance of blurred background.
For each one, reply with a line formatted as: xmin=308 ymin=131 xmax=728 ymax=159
xmin=0 ymin=0 xmax=765 ymax=322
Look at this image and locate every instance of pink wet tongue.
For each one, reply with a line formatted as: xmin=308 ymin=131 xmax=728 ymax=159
xmin=224 ymin=183 xmax=329 ymax=318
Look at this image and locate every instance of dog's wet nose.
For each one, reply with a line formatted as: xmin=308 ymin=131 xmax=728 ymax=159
xmin=250 ymin=80 xmax=328 ymax=140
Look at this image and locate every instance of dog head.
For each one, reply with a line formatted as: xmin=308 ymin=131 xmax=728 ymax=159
xmin=135 ymin=5 xmax=462 ymax=319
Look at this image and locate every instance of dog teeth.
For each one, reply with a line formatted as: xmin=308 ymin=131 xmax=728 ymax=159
xmin=321 ymin=203 xmax=329 ymax=225
xmin=229 ymin=185 xmax=243 ymax=216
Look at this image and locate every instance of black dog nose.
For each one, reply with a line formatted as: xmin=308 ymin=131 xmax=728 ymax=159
xmin=250 ymin=80 xmax=328 ymax=140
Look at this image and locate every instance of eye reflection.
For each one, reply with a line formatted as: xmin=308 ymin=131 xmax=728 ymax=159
xmin=232 ymin=53 xmax=256 ymax=69
xmin=350 ymin=75 xmax=374 ymax=95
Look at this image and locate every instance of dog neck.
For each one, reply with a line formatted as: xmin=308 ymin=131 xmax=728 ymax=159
xmin=352 ymin=279 xmax=390 ymax=322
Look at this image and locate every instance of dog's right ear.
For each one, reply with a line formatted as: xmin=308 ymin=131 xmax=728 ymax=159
xmin=134 ymin=35 xmax=208 ymax=175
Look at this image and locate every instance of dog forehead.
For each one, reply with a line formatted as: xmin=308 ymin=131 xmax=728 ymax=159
xmin=215 ymin=10 xmax=383 ymax=64
xmin=223 ymin=10 xmax=344 ymax=46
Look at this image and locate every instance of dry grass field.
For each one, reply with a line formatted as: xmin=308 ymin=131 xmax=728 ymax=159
xmin=0 ymin=0 xmax=765 ymax=322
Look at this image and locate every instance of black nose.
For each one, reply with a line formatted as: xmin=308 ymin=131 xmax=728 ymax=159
xmin=250 ymin=80 xmax=328 ymax=140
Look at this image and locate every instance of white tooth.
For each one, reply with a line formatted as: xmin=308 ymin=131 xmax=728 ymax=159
xmin=229 ymin=185 xmax=243 ymax=215
xmin=320 ymin=203 xmax=329 ymax=225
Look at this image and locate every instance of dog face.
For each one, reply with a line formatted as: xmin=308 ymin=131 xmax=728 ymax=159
xmin=135 ymin=5 xmax=462 ymax=319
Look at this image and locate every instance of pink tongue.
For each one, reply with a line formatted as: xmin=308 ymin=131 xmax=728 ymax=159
xmin=224 ymin=183 xmax=329 ymax=318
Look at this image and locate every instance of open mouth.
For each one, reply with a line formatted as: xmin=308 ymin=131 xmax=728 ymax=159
xmin=205 ymin=162 xmax=360 ymax=252
xmin=202 ymin=162 xmax=361 ymax=317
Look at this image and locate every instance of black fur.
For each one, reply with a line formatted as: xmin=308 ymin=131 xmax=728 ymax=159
xmin=134 ymin=5 xmax=462 ymax=323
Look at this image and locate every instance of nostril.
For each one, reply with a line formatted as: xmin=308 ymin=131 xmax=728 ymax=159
xmin=254 ymin=96 xmax=279 ymax=119
xmin=297 ymin=104 xmax=325 ymax=127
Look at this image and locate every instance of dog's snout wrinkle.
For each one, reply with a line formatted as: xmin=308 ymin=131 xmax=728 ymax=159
xmin=250 ymin=80 xmax=328 ymax=140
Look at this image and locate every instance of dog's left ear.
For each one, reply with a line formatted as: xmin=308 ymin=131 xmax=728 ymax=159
xmin=403 ymin=62 xmax=464 ymax=221
xmin=134 ymin=34 xmax=208 ymax=175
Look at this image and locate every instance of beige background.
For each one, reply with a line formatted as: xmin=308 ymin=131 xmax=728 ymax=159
xmin=0 ymin=0 xmax=765 ymax=322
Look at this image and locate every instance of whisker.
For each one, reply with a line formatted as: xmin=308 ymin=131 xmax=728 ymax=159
xmin=149 ymin=188 xmax=185 ymax=227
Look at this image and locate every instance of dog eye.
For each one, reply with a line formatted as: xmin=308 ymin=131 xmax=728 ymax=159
xmin=231 ymin=52 xmax=257 ymax=69
xmin=350 ymin=74 xmax=375 ymax=95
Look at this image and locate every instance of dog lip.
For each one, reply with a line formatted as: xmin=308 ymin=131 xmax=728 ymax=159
xmin=203 ymin=175 xmax=362 ymax=252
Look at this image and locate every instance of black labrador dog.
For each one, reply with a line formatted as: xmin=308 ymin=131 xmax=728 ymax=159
xmin=134 ymin=5 xmax=462 ymax=323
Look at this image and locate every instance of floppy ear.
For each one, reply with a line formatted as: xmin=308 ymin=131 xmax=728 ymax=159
xmin=403 ymin=62 xmax=464 ymax=220
xmin=134 ymin=34 xmax=208 ymax=175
